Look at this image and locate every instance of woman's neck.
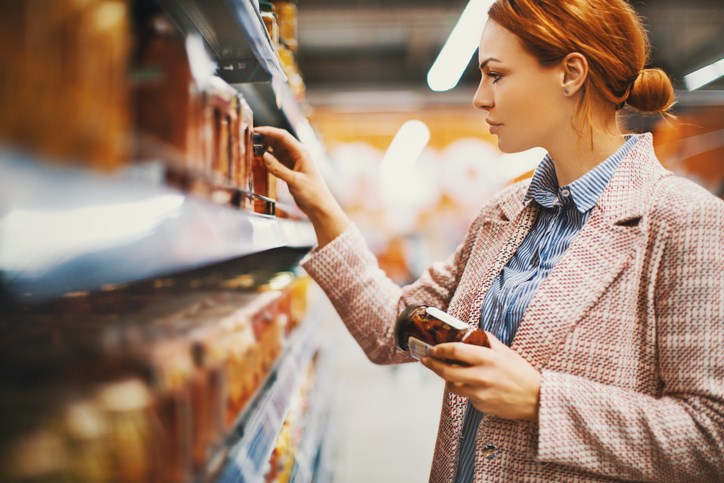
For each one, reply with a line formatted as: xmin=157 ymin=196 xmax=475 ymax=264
xmin=546 ymin=119 xmax=626 ymax=187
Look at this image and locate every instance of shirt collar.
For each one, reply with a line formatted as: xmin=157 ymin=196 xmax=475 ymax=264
xmin=524 ymin=135 xmax=638 ymax=213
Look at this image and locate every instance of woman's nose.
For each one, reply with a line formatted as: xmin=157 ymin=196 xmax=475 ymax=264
xmin=473 ymin=79 xmax=493 ymax=111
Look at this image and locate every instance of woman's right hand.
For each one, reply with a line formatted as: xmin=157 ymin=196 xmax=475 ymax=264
xmin=253 ymin=126 xmax=350 ymax=248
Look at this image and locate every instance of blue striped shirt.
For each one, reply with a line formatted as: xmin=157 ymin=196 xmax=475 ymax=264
xmin=454 ymin=135 xmax=638 ymax=482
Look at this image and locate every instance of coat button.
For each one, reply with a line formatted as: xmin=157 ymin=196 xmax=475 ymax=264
xmin=481 ymin=443 xmax=498 ymax=461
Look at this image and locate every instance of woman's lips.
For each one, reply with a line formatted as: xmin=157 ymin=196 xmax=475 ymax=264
xmin=486 ymin=119 xmax=503 ymax=134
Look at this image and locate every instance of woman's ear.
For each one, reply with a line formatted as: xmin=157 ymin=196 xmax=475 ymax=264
xmin=560 ymin=52 xmax=588 ymax=96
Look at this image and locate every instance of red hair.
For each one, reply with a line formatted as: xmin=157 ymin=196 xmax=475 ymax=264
xmin=488 ymin=0 xmax=675 ymax=126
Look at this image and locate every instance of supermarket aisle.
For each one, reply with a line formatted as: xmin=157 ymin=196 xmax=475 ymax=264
xmin=320 ymin=303 xmax=445 ymax=483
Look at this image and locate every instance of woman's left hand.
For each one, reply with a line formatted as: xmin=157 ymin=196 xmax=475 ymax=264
xmin=421 ymin=332 xmax=541 ymax=421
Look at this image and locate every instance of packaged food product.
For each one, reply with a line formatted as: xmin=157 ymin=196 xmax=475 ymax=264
xmin=236 ymin=95 xmax=255 ymax=210
xmin=395 ymin=305 xmax=490 ymax=360
xmin=188 ymin=323 xmax=227 ymax=470
xmin=94 ymin=378 xmax=156 ymax=482
xmin=134 ymin=12 xmax=204 ymax=174
xmin=206 ymin=76 xmax=238 ymax=185
xmin=259 ymin=1 xmax=280 ymax=50
xmin=0 ymin=0 xmax=130 ymax=170
xmin=272 ymin=0 xmax=298 ymax=53
xmin=251 ymin=132 xmax=278 ymax=214
xmin=63 ymin=398 xmax=110 ymax=482
xmin=147 ymin=340 xmax=194 ymax=482
xmin=288 ymin=275 xmax=311 ymax=331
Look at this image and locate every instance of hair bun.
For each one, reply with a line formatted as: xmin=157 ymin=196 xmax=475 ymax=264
xmin=626 ymin=68 xmax=675 ymax=114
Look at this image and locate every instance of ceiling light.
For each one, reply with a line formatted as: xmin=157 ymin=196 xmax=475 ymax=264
xmin=380 ymin=120 xmax=431 ymax=176
xmin=684 ymin=57 xmax=724 ymax=91
xmin=427 ymin=0 xmax=495 ymax=92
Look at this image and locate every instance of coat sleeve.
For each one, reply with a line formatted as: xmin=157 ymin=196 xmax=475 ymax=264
xmin=300 ymin=212 xmax=488 ymax=365
xmin=536 ymin=180 xmax=724 ymax=481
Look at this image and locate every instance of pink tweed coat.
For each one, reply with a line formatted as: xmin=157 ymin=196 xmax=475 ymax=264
xmin=301 ymin=133 xmax=724 ymax=482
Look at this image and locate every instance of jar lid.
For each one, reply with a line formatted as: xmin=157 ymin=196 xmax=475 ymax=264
xmin=394 ymin=304 xmax=426 ymax=351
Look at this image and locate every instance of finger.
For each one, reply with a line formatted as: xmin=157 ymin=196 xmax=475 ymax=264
xmin=430 ymin=342 xmax=488 ymax=365
xmin=253 ymin=125 xmax=296 ymax=145
xmin=262 ymin=152 xmax=297 ymax=184
xmin=421 ymin=356 xmax=476 ymax=384
xmin=253 ymin=126 xmax=305 ymax=162
xmin=483 ymin=331 xmax=507 ymax=351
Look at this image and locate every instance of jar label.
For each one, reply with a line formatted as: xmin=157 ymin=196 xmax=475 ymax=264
xmin=425 ymin=307 xmax=469 ymax=330
xmin=408 ymin=336 xmax=433 ymax=360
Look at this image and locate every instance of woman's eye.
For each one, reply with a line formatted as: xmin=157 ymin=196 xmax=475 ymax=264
xmin=487 ymin=72 xmax=502 ymax=83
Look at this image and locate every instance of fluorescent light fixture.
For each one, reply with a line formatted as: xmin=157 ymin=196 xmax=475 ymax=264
xmin=427 ymin=0 xmax=495 ymax=92
xmin=684 ymin=58 xmax=724 ymax=91
xmin=380 ymin=120 xmax=431 ymax=176
xmin=380 ymin=120 xmax=432 ymax=207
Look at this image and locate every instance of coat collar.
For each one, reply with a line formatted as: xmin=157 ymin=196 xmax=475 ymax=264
xmin=596 ymin=133 xmax=669 ymax=226
xmin=507 ymin=133 xmax=670 ymax=368
xmin=496 ymin=133 xmax=668 ymax=226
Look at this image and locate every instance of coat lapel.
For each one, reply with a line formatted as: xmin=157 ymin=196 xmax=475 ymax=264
xmin=444 ymin=192 xmax=539 ymax=457
xmin=465 ymin=203 xmax=538 ymax=326
xmin=510 ymin=133 xmax=667 ymax=368
xmin=510 ymin=207 xmax=641 ymax=368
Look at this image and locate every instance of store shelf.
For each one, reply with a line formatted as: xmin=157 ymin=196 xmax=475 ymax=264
xmin=156 ymin=0 xmax=306 ymax=137
xmin=156 ymin=0 xmax=329 ymax=165
xmin=156 ymin=0 xmax=285 ymax=84
xmin=289 ymin=349 xmax=334 ymax=483
xmin=0 ymin=151 xmax=316 ymax=303
xmin=215 ymin=305 xmax=324 ymax=483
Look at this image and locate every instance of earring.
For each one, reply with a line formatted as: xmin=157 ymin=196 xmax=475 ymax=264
xmin=563 ymin=88 xmax=570 ymax=96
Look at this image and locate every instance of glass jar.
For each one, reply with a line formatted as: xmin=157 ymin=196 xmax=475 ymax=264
xmin=259 ymin=1 xmax=279 ymax=50
xmin=395 ymin=304 xmax=489 ymax=360
xmin=272 ymin=0 xmax=298 ymax=52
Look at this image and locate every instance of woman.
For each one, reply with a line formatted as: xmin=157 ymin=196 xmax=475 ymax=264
xmin=256 ymin=0 xmax=724 ymax=480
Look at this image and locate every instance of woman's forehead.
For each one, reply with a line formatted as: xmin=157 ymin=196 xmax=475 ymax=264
xmin=479 ymin=20 xmax=529 ymax=65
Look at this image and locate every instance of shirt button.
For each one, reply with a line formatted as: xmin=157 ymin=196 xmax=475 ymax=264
xmin=481 ymin=443 xmax=499 ymax=461
xmin=560 ymin=188 xmax=570 ymax=197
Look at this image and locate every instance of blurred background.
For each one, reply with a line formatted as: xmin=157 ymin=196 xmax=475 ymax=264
xmin=300 ymin=0 xmax=723 ymax=283
xmin=297 ymin=2 xmax=723 ymax=481
xmin=0 ymin=0 xmax=721 ymax=482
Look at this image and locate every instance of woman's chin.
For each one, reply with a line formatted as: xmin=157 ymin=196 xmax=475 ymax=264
xmin=496 ymin=137 xmax=534 ymax=154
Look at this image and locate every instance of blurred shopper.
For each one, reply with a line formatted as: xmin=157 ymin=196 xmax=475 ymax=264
xmin=255 ymin=0 xmax=724 ymax=480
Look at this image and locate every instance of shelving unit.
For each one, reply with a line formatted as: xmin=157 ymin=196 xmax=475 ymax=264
xmin=0 ymin=149 xmax=315 ymax=302
xmin=0 ymin=1 xmax=334 ymax=482
xmin=0 ymin=0 xmax=325 ymax=304
xmin=153 ymin=0 xmax=329 ymax=164
xmin=216 ymin=307 xmax=321 ymax=482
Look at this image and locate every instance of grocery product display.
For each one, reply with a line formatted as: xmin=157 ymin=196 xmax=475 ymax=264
xmin=0 ymin=1 xmax=331 ymax=482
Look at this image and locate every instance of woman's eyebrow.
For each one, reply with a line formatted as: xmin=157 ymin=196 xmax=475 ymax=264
xmin=479 ymin=57 xmax=502 ymax=70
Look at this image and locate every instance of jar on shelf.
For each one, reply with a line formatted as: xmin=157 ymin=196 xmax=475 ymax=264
xmin=277 ymin=45 xmax=306 ymax=101
xmin=218 ymin=294 xmax=259 ymax=428
xmin=146 ymin=339 xmax=195 ymax=482
xmin=288 ymin=275 xmax=311 ymax=331
xmin=251 ymin=132 xmax=279 ymax=214
xmin=259 ymin=1 xmax=280 ymax=50
xmin=0 ymin=0 xmax=130 ymax=171
xmin=236 ymin=95 xmax=255 ymax=211
xmin=272 ymin=0 xmax=298 ymax=53
xmin=134 ymin=12 xmax=205 ymax=175
xmin=206 ymin=76 xmax=238 ymax=187
xmin=188 ymin=322 xmax=227 ymax=472
xmin=63 ymin=397 xmax=111 ymax=482
xmin=94 ymin=378 xmax=156 ymax=482
xmin=395 ymin=304 xmax=490 ymax=360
